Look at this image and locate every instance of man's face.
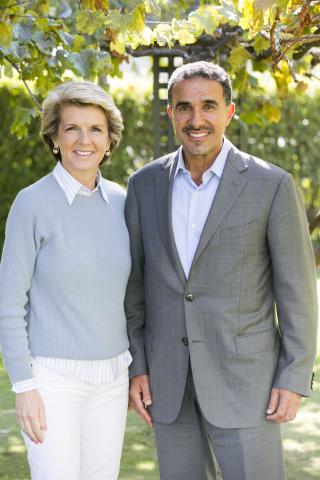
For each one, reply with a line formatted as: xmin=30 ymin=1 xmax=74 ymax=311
xmin=167 ymin=77 xmax=235 ymax=163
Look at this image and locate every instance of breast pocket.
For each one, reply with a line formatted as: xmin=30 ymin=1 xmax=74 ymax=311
xmin=220 ymin=220 xmax=258 ymax=240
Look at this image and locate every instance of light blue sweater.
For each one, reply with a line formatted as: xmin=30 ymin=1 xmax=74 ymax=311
xmin=0 ymin=174 xmax=131 ymax=383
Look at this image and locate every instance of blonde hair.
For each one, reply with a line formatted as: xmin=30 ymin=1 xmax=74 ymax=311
xmin=40 ymin=81 xmax=123 ymax=164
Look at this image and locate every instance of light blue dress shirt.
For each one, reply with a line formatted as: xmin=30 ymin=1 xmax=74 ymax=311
xmin=172 ymin=137 xmax=231 ymax=278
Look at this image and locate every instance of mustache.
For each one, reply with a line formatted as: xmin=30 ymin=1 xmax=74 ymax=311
xmin=182 ymin=126 xmax=214 ymax=134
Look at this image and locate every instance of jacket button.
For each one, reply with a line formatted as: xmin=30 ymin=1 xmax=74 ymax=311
xmin=185 ymin=293 xmax=194 ymax=302
xmin=181 ymin=337 xmax=189 ymax=346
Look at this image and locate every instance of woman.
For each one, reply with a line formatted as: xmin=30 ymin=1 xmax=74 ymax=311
xmin=0 ymin=81 xmax=132 ymax=479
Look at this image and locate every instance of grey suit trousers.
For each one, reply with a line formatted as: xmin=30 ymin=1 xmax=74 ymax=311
xmin=154 ymin=365 xmax=285 ymax=480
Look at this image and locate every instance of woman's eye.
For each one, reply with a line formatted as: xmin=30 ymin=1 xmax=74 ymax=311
xmin=66 ymin=126 xmax=76 ymax=131
xmin=92 ymin=127 xmax=102 ymax=132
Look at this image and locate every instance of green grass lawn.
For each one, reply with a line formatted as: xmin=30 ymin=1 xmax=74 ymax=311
xmin=1 ymin=357 xmax=319 ymax=479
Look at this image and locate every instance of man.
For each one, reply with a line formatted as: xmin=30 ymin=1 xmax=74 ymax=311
xmin=125 ymin=61 xmax=318 ymax=479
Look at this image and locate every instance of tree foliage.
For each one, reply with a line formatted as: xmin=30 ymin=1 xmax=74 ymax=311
xmin=0 ymin=0 xmax=319 ymax=125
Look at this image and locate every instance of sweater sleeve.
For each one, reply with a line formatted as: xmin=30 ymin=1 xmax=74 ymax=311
xmin=0 ymin=190 xmax=39 ymax=383
xmin=12 ymin=377 xmax=38 ymax=393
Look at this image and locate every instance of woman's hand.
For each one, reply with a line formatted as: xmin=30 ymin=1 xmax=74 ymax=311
xmin=16 ymin=390 xmax=47 ymax=444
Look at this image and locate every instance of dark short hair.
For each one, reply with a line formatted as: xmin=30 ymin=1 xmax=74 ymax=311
xmin=168 ymin=61 xmax=232 ymax=106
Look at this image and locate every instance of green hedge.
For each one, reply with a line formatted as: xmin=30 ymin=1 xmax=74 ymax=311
xmin=0 ymin=84 xmax=319 ymax=249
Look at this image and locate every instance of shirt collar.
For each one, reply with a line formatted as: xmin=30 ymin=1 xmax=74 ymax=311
xmin=174 ymin=136 xmax=231 ymax=180
xmin=53 ymin=162 xmax=109 ymax=205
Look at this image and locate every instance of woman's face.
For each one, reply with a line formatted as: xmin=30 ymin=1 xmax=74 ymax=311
xmin=53 ymin=104 xmax=110 ymax=179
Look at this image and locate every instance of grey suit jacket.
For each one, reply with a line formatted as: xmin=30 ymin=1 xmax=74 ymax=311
xmin=125 ymin=142 xmax=318 ymax=428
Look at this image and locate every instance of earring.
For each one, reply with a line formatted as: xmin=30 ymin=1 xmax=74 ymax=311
xmin=105 ymin=148 xmax=110 ymax=157
xmin=53 ymin=146 xmax=60 ymax=154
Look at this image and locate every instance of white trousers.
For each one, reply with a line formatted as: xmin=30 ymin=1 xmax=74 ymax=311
xmin=22 ymin=363 xmax=129 ymax=480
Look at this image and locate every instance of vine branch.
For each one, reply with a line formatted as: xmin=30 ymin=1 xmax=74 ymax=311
xmin=4 ymin=56 xmax=42 ymax=111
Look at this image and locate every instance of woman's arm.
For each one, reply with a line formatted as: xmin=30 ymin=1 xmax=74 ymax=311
xmin=0 ymin=189 xmax=47 ymax=443
xmin=0 ymin=190 xmax=39 ymax=383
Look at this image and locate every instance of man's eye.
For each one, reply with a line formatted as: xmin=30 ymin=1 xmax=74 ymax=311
xmin=204 ymin=104 xmax=215 ymax=110
xmin=178 ymin=105 xmax=189 ymax=111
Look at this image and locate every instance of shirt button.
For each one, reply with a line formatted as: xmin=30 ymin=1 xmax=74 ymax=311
xmin=185 ymin=293 xmax=194 ymax=302
xmin=192 ymin=224 xmax=196 ymax=229
xmin=181 ymin=337 xmax=189 ymax=346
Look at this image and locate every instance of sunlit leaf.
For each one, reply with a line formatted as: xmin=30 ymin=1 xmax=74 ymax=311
xmin=262 ymin=102 xmax=281 ymax=122
xmin=72 ymin=34 xmax=86 ymax=51
xmin=301 ymin=177 xmax=311 ymax=189
xmin=253 ymin=0 xmax=276 ymax=10
xmin=238 ymin=0 xmax=264 ymax=35
xmin=110 ymin=33 xmax=126 ymax=54
xmin=188 ymin=7 xmax=220 ymax=36
xmin=273 ymin=61 xmax=291 ymax=97
xmin=144 ymin=0 xmax=161 ymax=16
xmin=81 ymin=0 xmax=109 ymax=11
xmin=0 ymin=21 xmax=13 ymax=49
xmin=216 ymin=0 xmax=240 ymax=23
xmin=253 ymin=35 xmax=270 ymax=54
xmin=228 ymin=45 xmax=251 ymax=71
xmin=76 ymin=9 xmax=106 ymax=35
xmin=3 ymin=62 xmax=13 ymax=77
xmin=239 ymin=109 xmax=263 ymax=125
xmin=104 ymin=10 xmax=131 ymax=34
xmin=139 ymin=25 xmax=153 ymax=45
xmin=232 ymin=67 xmax=249 ymax=93
xmin=10 ymin=107 xmax=38 ymax=139
xmin=152 ymin=23 xmax=174 ymax=47
xmin=132 ymin=4 xmax=146 ymax=33
xmin=172 ymin=19 xmax=197 ymax=45
xmin=295 ymin=81 xmax=308 ymax=94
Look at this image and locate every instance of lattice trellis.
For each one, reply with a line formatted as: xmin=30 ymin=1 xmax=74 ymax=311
xmin=152 ymin=56 xmax=183 ymax=158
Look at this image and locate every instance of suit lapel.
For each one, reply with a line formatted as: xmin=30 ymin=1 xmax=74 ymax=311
xmin=190 ymin=146 xmax=248 ymax=270
xmin=155 ymin=150 xmax=187 ymax=286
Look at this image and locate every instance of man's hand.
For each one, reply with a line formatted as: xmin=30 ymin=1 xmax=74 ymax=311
xmin=266 ymin=388 xmax=302 ymax=423
xmin=16 ymin=390 xmax=47 ymax=444
xmin=130 ymin=374 xmax=153 ymax=427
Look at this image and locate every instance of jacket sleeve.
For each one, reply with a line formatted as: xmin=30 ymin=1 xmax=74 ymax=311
xmin=124 ymin=176 xmax=149 ymax=378
xmin=267 ymin=173 xmax=318 ymax=396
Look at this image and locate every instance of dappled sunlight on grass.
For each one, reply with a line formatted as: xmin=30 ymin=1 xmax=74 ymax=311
xmin=136 ymin=461 xmax=157 ymax=471
xmin=283 ymin=437 xmax=318 ymax=453
xmin=131 ymin=442 xmax=148 ymax=451
xmin=310 ymin=457 xmax=320 ymax=471
xmin=282 ymin=395 xmax=320 ymax=480
xmin=299 ymin=400 xmax=320 ymax=413
xmin=291 ymin=415 xmax=320 ymax=435
xmin=6 ymin=443 xmax=26 ymax=453
xmin=0 ymin=428 xmax=10 ymax=438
